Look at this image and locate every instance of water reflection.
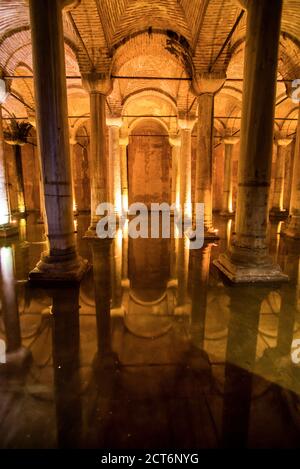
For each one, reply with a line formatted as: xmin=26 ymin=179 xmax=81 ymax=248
xmin=0 ymin=216 xmax=300 ymax=448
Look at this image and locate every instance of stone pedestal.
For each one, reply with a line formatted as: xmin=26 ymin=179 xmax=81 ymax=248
xmin=269 ymin=137 xmax=292 ymax=219
xmin=193 ymin=72 xmax=226 ymax=239
xmin=220 ymin=136 xmax=239 ymax=217
xmin=28 ymin=0 xmax=87 ymax=282
xmin=0 ymin=82 xmax=18 ymax=238
xmin=82 ymin=73 xmax=112 ymax=237
xmin=282 ymin=106 xmax=300 ymax=239
xmin=214 ymin=0 xmax=287 ymax=283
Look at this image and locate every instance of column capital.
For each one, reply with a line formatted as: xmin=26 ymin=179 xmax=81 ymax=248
xmin=223 ymin=135 xmax=240 ymax=145
xmin=169 ymin=135 xmax=181 ymax=147
xmin=177 ymin=118 xmax=195 ymax=131
xmin=0 ymin=79 xmax=8 ymax=105
xmin=119 ymin=136 xmax=129 ymax=146
xmin=82 ymin=72 xmax=113 ymax=95
xmin=275 ymin=137 xmax=293 ymax=147
xmin=106 ymin=116 xmax=123 ymax=128
xmin=192 ymin=72 xmax=226 ymax=96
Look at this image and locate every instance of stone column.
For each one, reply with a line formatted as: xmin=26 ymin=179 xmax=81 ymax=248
xmin=120 ymin=134 xmax=129 ymax=215
xmin=107 ymin=117 xmax=122 ymax=218
xmin=214 ymin=0 xmax=287 ymax=283
xmin=82 ymin=73 xmax=112 ymax=235
xmin=283 ymin=106 xmax=300 ymax=238
xmin=69 ymin=137 xmax=78 ymax=215
xmin=283 ymin=138 xmax=295 ymax=212
xmin=28 ymin=0 xmax=87 ymax=281
xmin=220 ymin=136 xmax=239 ymax=217
xmin=0 ymin=81 xmax=18 ymax=237
xmin=269 ymin=136 xmax=292 ymax=219
xmin=178 ymin=119 xmax=193 ymax=219
xmin=169 ymin=135 xmax=181 ymax=210
xmin=192 ymin=72 xmax=226 ymax=238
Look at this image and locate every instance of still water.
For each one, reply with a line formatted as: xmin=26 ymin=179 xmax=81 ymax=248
xmin=0 ymin=214 xmax=299 ymax=448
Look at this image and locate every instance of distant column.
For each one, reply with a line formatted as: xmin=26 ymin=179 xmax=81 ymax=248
xmin=220 ymin=136 xmax=239 ymax=217
xmin=269 ymin=136 xmax=292 ymax=219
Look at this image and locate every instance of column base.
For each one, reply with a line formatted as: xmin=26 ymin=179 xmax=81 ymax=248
xmin=29 ymin=252 xmax=89 ymax=283
xmin=220 ymin=210 xmax=235 ymax=218
xmin=0 ymin=346 xmax=32 ymax=373
xmin=0 ymin=223 xmax=19 ymax=238
xmin=269 ymin=208 xmax=288 ymax=220
xmin=281 ymin=216 xmax=300 ymax=239
xmin=214 ymin=252 xmax=288 ymax=284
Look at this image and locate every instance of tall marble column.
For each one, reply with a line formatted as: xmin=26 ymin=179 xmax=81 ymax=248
xmin=220 ymin=136 xmax=239 ymax=217
xmin=120 ymin=133 xmax=129 ymax=215
xmin=0 ymin=81 xmax=18 ymax=237
xmin=283 ymin=106 xmax=300 ymax=239
xmin=178 ymin=119 xmax=193 ymax=219
xmin=169 ymin=135 xmax=181 ymax=210
xmin=192 ymin=73 xmax=225 ymax=238
xmin=28 ymin=0 xmax=87 ymax=281
xmin=214 ymin=0 xmax=287 ymax=283
xmin=82 ymin=73 xmax=112 ymax=235
xmin=107 ymin=117 xmax=122 ymax=218
xmin=269 ymin=136 xmax=292 ymax=219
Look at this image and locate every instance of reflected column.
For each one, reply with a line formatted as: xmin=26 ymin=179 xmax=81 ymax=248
xmin=222 ymin=286 xmax=265 ymax=447
xmin=51 ymin=284 xmax=82 ymax=448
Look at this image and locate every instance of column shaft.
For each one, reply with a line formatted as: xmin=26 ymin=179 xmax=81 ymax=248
xmin=270 ymin=138 xmax=291 ymax=218
xmin=179 ymin=126 xmax=192 ymax=218
xmin=120 ymin=140 xmax=128 ymax=214
xmin=195 ymin=93 xmax=215 ymax=232
xmin=0 ymin=104 xmax=18 ymax=236
xmin=283 ymin=107 xmax=300 ymax=238
xmin=108 ymin=123 xmax=122 ymax=216
xmin=89 ymin=92 xmax=107 ymax=228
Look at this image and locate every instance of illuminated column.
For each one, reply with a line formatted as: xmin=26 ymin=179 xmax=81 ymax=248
xmin=283 ymin=138 xmax=295 ymax=212
xmin=120 ymin=134 xmax=129 ymax=215
xmin=107 ymin=117 xmax=122 ymax=218
xmin=220 ymin=136 xmax=239 ymax=217
xmin=192 ymin=72 xmax=225 ymax=238
xmin=69 ymin=137 xmax=78 ymax=215
xmin=29 ymin=0 xmax=87 ymax=281
xmin=283 ymin=106 xmax=300 ymax=239
xmin=0 ymin=245 xmax=31 ymax=369
xmin=0 ymin=81 xmax=18 ymax=237
xmin=270 ymin=136 xmax=292 ymax=219
xmin=82 ymin=73 xmax=112 ymax=235
xmin=169 ymin=135 xmax=181 ymax=210
xmin=214 ymin=0 xmax=287 ymax=283
xmin=178 ymin=119 xmax=193 ymax=218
